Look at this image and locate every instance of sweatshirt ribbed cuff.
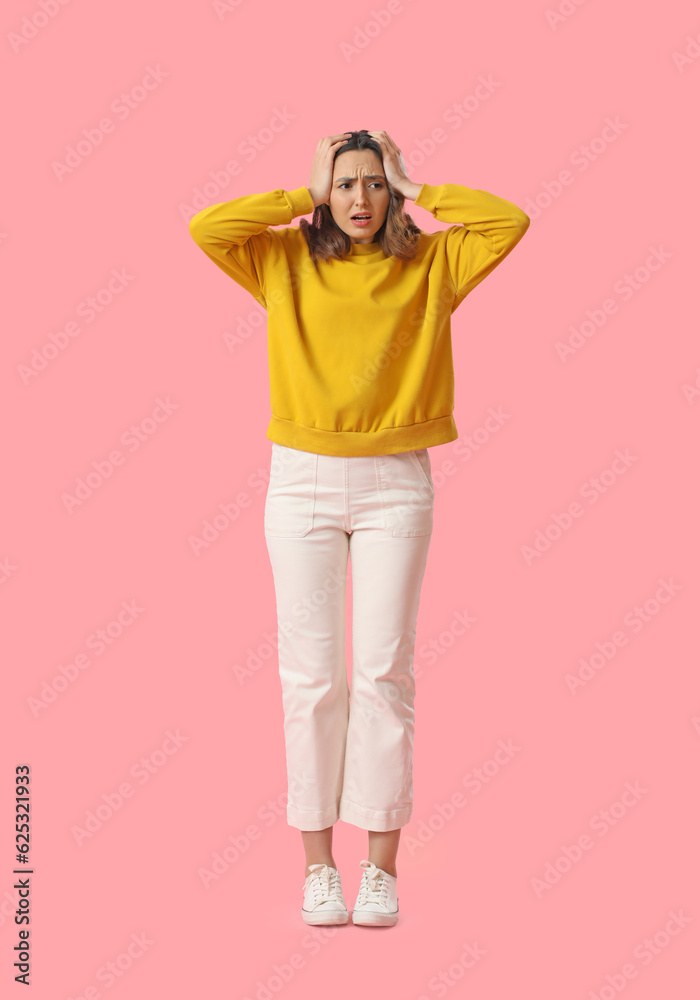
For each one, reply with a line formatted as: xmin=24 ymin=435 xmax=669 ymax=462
xmin=414 ymin=183 xmax=440 ymax=215
xmin=284 ymin=186 xmax=316 ymax=219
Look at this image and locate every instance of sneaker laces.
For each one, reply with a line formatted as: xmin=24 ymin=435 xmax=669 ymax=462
xmin=356 ymin=861 xmax=390 ymax=907
xmin=305 ymin=864 xmax=344 ymax=905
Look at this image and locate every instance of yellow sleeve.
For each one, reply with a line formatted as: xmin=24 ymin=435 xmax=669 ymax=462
xmin=188 ymin=186 xmax=315 ymax=307
xmin=414 ymin=183 xmax=530 ymax=302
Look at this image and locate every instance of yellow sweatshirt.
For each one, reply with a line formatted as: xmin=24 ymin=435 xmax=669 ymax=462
xmin=188 ymin=183 xmax=529 ymax=456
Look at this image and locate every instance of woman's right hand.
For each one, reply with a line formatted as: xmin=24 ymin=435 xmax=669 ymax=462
xmin=308 ymin=133 xmax=353 ymax=208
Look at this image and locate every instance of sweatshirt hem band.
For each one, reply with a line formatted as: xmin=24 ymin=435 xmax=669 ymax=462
xmin=266 ymin=414 xmax=458 ymax=456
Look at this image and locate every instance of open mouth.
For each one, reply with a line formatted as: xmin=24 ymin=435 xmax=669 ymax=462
xmin=351 ymin=214 xmax=372 ymax=220
xmin=351 ymin=214 xmax=372 ymax=224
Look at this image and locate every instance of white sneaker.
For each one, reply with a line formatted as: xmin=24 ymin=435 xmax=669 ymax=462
xmin=301 ymin=864 xmax=349 ymax=925
xmin=351 ymin=860 xmax=399 ymax=926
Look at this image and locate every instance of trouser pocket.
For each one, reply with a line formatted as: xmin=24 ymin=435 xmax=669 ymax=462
xmin=377 ymin=449 xmax=434 ymax=537
xmin=407 ymin=448 xmax=435 ymax=497
xmin=264 ymin=443 xmax=317 ymax=537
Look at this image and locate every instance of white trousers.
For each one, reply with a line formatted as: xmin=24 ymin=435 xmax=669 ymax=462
xmin=264 ymin=442 xmax=434 ymax=832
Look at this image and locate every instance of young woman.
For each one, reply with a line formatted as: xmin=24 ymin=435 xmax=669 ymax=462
xmin=189 ymin=129 xmax=530 ymax=927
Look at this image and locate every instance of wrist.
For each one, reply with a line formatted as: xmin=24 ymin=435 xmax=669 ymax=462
xmin=307 ymin=187 xmax=324 ymax=209
xmin=394 ymin=181 xmax=421 ymax=201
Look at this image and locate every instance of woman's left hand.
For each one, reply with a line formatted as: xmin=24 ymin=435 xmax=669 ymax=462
xmin=367 ymin=131 xmax=414 ymax=197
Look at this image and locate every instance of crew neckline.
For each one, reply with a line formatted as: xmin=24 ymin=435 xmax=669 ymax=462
xmin=346 ymin=241 xmax=389 ymax=262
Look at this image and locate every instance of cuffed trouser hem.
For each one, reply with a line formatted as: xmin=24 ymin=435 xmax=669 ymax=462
xmin=287 ymin=802 xmax=340 ymax=831
xmin=339 ymin=797 xmax=412 ymax=832
xmin=287 ymin=799 xmax=413 ymax=831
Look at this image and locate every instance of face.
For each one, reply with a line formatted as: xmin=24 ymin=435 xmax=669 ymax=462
xmin=329 ymin=149 xmax=391 ymax=244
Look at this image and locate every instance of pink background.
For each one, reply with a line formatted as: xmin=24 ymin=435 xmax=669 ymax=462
xmin=3 ymin=0 xmax=699 ymax=996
